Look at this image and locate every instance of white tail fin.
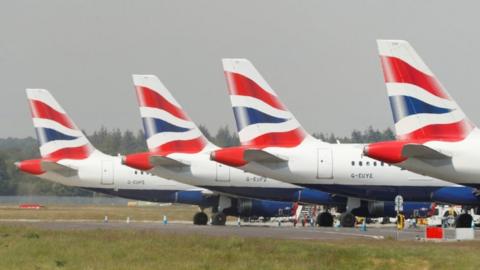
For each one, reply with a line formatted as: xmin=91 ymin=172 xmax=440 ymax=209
xmin=377 ymin=40 xmax=474 ymax=141
xmin=132 ymin=74 xmax=214 ymax=155
xmin=222 ymin=59 xmax=309 ymax=148
xmin=26 ymin=89 xmax=93 ymax=160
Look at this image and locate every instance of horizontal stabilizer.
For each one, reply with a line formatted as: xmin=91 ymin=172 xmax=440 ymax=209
xmin=41 ymin=161 xmax=77 ymax=177
xmin=402 ymin=144 xmax=450 ymax=159
xmin=244 ymin=149 xmax=287 ymax=164
xmin=150 ymin=155 xmax=190 ymax=167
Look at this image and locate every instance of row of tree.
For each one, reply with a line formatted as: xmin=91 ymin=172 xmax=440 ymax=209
xmin=0 ymin=126 xmax=394 ymax=196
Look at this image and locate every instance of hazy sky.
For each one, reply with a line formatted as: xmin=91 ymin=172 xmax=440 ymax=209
xmin=0 ymin=1 xmax=478 ymax=138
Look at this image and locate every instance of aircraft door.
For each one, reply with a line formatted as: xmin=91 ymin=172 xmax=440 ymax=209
xmin=101 ymin=160 xmax=114 ymax=185
xmin=215 ymin=163 xmax=230 ymax=182
xmin=317 ymin=148 xmax=333 ymax=179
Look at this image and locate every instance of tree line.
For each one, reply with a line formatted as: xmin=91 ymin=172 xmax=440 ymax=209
xmin=0 ymin=126 xmax=394 ymax=196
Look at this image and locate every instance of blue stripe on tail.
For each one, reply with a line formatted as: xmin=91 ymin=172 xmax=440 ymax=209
xmin=233 ymin=107 xmax=288 ymax=131
xmin=142 ymin=117 xmax=191 ymax=138
xmin=389 ymin=95 xmax=452 ymax=122
xmin=35 ymin=127 xmax=79 ymax=144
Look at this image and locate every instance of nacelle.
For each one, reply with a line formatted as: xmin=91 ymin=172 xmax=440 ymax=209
xmin=210 ymin=146 xmax=247 ymax=167
xmin=363 ymin=141 xmax=408 ymax=164
xmin=15 ymin=159 xmax=45 ymax=175
xmin=122 ymin=152 xmax=153 ymax=171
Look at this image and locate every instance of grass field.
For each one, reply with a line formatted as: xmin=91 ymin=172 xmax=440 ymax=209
xmin=0 ymin=204 xmax=200 ymax=222
xmin=0 ymin=224 xmax=479 ymax=270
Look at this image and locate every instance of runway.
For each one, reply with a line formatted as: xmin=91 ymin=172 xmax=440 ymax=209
xmin=2 ymin=219 xmax=477 ymax=241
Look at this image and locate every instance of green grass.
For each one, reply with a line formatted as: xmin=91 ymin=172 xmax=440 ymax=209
xmin=0 ymin=204 xmax=200 ymax=221
xmin=0 ymin=224 xmax=479 ymax=270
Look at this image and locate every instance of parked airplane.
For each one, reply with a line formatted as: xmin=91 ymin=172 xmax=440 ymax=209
xmin=364 ymin=40 xmax=480 ymax=195
xmin=210 ymin=58 xmax=480 ymax=227
xmin=15 ymin=88 xmax=297 ymax=225
xmin=122 ymin=75 xmax=433 ymax=227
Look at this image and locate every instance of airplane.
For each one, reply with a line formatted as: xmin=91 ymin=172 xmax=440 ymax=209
xmin=209 ymin=58 xmax=480 ymax=227
xmin=364 ymin=40 xmax=480 ymax=200
xmin=15 ymin=88 xmax=300 ymax=225
xmin=121 ymin=74 xmax=433 ymax=227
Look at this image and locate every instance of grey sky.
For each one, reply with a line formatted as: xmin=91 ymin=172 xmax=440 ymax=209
xmin=0 ymin=1 xmax=477 ymax=138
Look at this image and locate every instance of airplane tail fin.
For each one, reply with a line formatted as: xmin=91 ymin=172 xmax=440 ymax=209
xmin=222 ymin=59 xmax=308 ymax=148
xmin=26 ymin=89 xmax=94 ymax=160
xmin=132 ymin=75 xmax=212 ymax=155
xmin=377 ymin=40 xmax=474 ymax=141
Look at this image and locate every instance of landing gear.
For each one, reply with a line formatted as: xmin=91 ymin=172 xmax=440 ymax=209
xmin=455 ymin=213 xmax=473 ymax=228
xmin=316 ymin=212 xmax=334 ymax=227
xmin=211 ymin=212 xmax=227 ymax=226
xmin=381 ymin=217 xmax=390 ymax=224
xmin=340 ymin=212 xmax=356 ymax=227
xmin=193 ymin=212 xmax=208 ymax=225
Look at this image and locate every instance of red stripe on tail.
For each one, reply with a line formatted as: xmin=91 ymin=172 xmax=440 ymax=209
xmin=380 ymin=56 xmax=449 ymax=99
xmin=225 ymin=72 xmax=285 ymax=110
xmin=45 ymin=145 xmax=91 ymax=161
xmin=245 ymin=128 xmax=305 ymax=148
xmin=151 ymin=138 xmax=206 ymax=156
xmin=30 ymin=100 xmax=75 ymax=129
xmin=398 ymin=120 xmax=474 ymax=141
xmin=136 ymin=86 xmax=188 ymax=120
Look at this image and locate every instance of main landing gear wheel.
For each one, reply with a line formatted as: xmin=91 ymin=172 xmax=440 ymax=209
xmin=340 ymin=213 xmax=356 ymax=227
xmin=316 ymin=212 xmax=334 ymax=227
xmin=211 ymin=212 xmax=227 ymax=226
xmin=193 ymin=212 xmax=208 ymax=225
xmin=455 ymin=213 xmax=473 ymax=228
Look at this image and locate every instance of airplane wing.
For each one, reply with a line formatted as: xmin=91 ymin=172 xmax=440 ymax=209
xmin=244 ymin=149 xmax=288 ymax=164
xmin=402 ymin=144 xmax=450 ymax=159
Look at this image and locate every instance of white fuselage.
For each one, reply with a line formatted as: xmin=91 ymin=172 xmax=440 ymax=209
xmin=145 ymin=145 xmax=318 ymax=202
xmin=38 ymin=151 xmax=209 ymax=195
xmin=237 ymin=137 xmax=468 ymax=202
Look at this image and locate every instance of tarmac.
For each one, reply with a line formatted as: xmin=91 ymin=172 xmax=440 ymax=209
xmin=2 ymin=219 xmax=479 ymax=241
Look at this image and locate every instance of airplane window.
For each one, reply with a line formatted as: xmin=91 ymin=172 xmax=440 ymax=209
xmin=141 ymin=171 xmax=144 ymax=175
xmin=373 ymin=161 xmax=377 ymax=166
xmin=359 ymin=161 xmax=363 ymax=166
xmin=134 ymin=171 xmax=137 ymax=174
xmin=381 ymin=162 xmax=384 ymax=166
xmin=366 ymin=161 xmax=370 ymax=166
xmin=351 ymin=161 xmax=355 ymax=166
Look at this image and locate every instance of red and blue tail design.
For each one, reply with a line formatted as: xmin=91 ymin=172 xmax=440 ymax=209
xmin=27 ymin=89 xmax=93 ymax=161
xmin=378 ymin=40 xmax=474 ymax=142
xmin=223 ymin=59 xmax=307 ymax=148
xmin=133 ymin=75 xmax=209 ymax=155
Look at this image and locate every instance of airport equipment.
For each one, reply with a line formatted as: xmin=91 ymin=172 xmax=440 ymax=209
xmin=426 ymin=226 xmax=444 ymax=240
xmin=455 ymin=228 xmax=474 ymax=240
